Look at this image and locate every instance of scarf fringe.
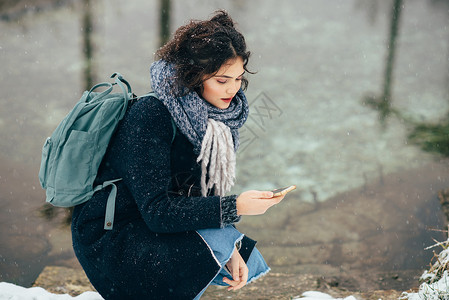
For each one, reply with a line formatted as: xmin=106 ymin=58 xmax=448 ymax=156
xmin=197 ymin=119 xmax=236 ymax=197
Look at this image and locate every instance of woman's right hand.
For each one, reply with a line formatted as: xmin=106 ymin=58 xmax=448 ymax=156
xmin=236 ymin=190 xmax=284 ymax=215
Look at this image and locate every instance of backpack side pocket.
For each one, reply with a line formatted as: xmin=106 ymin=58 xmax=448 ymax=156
xmin=54 ymin=129 xmax=95 ymax=197
xmin=38 ymin=137 xmax=52 ymax=189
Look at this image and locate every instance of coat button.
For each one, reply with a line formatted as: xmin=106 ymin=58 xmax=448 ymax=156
xmin=106 ymin=222 xmax=112 ymax=227
xmin=179 ymin=190 xmax=185 ymax=195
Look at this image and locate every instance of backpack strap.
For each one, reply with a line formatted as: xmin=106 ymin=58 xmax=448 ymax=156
xmin=86 ymin=73 xmax=132 ymax=122
xmin=87 ymin=82 xmax=114 ymax=102
xmin=93 ymin=178 xmax=122 ymax=230
xmin=111 ymin=73 xmax=132 ymax=120
xmin=111 ymin=72 xmax=132 ymax=94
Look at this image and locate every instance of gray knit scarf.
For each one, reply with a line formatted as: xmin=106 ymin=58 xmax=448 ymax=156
xmin=150 ymin=59 xmax=249 ymax=196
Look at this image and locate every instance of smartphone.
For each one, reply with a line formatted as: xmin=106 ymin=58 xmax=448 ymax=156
xmin=272 ymin=185 xmax=296 ymax=197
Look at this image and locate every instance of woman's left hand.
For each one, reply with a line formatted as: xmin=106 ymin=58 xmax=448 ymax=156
xmin=223 ymin=246 xmax=248 ymax=291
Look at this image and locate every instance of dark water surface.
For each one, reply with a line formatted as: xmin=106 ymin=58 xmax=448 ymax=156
xmin=1 ymin=0 xmax=448 ymax=289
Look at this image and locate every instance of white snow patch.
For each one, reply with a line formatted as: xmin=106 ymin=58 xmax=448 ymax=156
xmin=0 ymin=282 xmax=103 ymax=300
xmin=293 ymin=291 xmax=358 ymax=300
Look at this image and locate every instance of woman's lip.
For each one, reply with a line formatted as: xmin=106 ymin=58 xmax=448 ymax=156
xmin=221 ymin=98 xmax=232 ymax=102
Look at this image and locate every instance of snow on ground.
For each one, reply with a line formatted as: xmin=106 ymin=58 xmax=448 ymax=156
xmin=0 ymin=282 xmax=103 ymax=300
xmin=401 ymin=272 xmax=449 ymax=300
xmin=401 ymin=247 xmax=449 ymax=300
xmin=294 ymin=291 xmax=357 ymax=300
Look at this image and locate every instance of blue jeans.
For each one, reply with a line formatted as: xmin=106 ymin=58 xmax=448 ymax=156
xmin=193 ymin=226 xmax=270 ymax=299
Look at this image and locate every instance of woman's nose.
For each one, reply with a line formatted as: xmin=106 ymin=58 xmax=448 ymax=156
xmin=226 ymin=82 xmax=240 ymax=94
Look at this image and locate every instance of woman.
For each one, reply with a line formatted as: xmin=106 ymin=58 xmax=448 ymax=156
xmin=72 ymin=10 xmax=284 ymax=299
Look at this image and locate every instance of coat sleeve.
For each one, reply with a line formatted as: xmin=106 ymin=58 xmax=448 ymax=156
xmin=109 ymin=98 xmax=240 ymax=233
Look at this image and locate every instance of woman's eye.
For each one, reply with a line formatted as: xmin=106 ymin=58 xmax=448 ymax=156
xmin=217 ymin=80 xmax=227 ymax=84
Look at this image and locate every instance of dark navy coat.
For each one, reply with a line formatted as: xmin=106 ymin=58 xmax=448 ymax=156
xmin=71 ymin=96 xmax=255 ymax=299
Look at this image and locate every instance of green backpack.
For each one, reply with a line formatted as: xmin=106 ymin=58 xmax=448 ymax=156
xmin=38 ymin=73 xmax=174 ymax=230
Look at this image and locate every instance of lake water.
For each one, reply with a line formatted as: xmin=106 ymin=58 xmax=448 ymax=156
xmin=1 ymin=0 xmax=448 ymax=289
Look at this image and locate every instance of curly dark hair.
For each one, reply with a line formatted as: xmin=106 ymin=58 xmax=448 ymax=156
xmin=156 ymin=10 xmax=252 ymax=93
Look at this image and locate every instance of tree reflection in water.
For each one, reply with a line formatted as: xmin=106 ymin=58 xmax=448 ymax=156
xmin=363 ymin=0 xmax=449 ymax=158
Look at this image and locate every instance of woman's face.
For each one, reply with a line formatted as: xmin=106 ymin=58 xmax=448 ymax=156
xmin=201 ymin=57 xmax=245 ymax=109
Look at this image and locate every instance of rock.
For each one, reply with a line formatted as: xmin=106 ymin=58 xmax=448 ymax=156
xmin=32 ymin=267 xmax=403 ymax=299
xmin=32 ymin=266 xmax=96 ymax=296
